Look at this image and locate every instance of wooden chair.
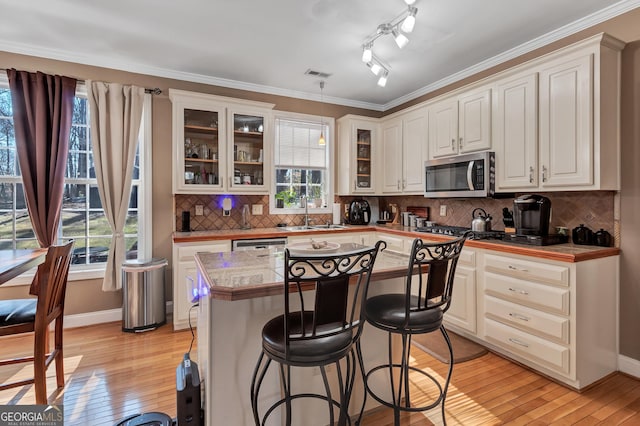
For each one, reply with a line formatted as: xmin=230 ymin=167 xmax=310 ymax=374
xmin=0 ymin=241 xmax=74 ymax=404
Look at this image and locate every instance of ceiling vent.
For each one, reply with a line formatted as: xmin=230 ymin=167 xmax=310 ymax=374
xmin=305 ymin=69 xmax=332 ymax=79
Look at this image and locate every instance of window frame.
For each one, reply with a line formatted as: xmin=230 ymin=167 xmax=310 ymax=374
xmin=0 ymin=75 xmax=153 ymax=285
xmin=270 ymin=110 xmax=335 ymax=216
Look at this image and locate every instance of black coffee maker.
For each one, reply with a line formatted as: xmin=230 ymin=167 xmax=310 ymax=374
xmin=348 ymin=199 xmax=371 ymax=225
xmin=513 ymin=194 xmax=551 ymax=236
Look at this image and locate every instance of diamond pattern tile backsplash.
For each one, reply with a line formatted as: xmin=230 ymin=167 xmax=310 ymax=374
xmin=175 ymin=191 xmax=617 ymax=245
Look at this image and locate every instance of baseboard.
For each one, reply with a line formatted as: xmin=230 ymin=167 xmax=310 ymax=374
xmin=64 ymin=301 xmax=174 ymax=329
xmin=619 ymin=354 xmax=640 ymax=379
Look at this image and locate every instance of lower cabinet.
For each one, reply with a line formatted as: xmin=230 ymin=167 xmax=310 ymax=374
xmin=477 ymin=251 xmax=618 ymax=389
xmin=172 ymin=240 xmax=231 ymax=330
xmin=445 ymin=248 xmax=477 ymax=333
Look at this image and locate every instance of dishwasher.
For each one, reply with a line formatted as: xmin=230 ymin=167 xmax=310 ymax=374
xmin=231 ymin=237 xmax=288 ymax=251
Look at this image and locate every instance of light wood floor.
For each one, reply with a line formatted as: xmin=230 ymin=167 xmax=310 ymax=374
xmin=1 ymin=321 xmax=639 ymax=425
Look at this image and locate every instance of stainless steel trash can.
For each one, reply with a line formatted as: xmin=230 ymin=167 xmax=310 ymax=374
xmin=122 ymin=258 xmax=168 ymax=332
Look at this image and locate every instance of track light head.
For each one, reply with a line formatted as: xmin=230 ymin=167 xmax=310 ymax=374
xmin=392 ymin=27 xmax=409 ymax=48
xmin=404 ymin=0 xmax=416 ymax=5
xmin=367 ymin=62 xmax=382 ymax=76
xmin=401 ymin=7 xmax=417 ymax=33
xmin=377 ymin=71 xmax=389 ymax=87
xmin=361 ymin=44 xmax=372 ymax=63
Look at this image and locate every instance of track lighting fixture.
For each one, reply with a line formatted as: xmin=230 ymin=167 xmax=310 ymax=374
xmin=360 ymin=0 xmax=419 ymax=86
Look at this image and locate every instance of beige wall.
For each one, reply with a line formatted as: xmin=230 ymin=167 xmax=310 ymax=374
xmin=1 ymin=8 xmax=640 ymax=362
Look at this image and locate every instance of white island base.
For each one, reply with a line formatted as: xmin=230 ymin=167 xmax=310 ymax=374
xmin=195 ymin=248 xmax=408 ymax=426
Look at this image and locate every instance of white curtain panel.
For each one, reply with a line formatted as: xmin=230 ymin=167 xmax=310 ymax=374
xmin=87 ymin=81 xmax=145 ymax=291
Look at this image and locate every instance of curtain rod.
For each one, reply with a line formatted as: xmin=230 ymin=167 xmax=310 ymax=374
xmin=1 ymin=68 xmax=162 ymax=95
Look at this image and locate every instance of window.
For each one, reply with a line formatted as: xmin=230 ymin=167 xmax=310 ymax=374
xmin=0 ymin=75 xmax=152 ymax=278
xmin=272 ymin=113 xmax=333 ymax=214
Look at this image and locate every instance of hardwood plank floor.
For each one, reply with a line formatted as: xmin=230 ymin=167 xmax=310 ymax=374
xmin=1 ymin=321 xmax=638 ymax=425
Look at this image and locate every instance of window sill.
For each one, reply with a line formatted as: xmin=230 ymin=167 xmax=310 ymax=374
xmin=1 ymin=265 xmax=106 ymax=288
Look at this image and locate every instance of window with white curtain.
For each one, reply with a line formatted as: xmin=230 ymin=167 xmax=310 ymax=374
xmin=0 ymin=75 xmax=152 ymax=282
xmin=272 ymin=113 xmax=333 ymax=214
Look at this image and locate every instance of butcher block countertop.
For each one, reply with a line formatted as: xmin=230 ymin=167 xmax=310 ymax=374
xmin=174 ymin=224 xmax=619 ymax=263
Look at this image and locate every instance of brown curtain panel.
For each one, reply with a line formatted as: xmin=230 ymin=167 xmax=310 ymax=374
xmin=8 ymin=69 xmax=77 ymax=295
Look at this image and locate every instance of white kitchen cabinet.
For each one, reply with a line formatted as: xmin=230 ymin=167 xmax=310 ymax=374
xmin=170 ymin=89 xmax=274 ymax=194
xmin=428 ymin=87 xmax=491 ymax=159
xmin=445 ymin=248 xmax=477 ymax=333
xmin=336 ymin=115 xmax=378 ymax=194
xmin=172 ymin=240 xmax=231 ymax=330
xmin=494 ymin=33 xmax=623 ymax=192
xmin=477 ymin=251 xmax=618 ymax=389
xmin=380 ymin=107 xmax=428 ymax=194
xmin=493 ymin=71 xmax=539 ymax=190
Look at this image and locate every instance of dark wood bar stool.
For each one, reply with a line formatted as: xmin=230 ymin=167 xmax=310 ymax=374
xmin=357 ymin=234 xmax=469 ymax=425
xmin=250 ymin=241 xmax=385 ymax=426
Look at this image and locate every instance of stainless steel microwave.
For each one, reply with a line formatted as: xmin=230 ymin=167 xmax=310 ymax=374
xmin=424 ymin=151 xmax=495 ymax=198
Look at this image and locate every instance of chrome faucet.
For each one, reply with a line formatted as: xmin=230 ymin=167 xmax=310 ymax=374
xmin=302 ymin=195 xmax=313 ymax=227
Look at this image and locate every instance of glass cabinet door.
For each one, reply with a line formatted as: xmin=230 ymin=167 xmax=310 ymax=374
xmin=183 ymin=108 xmax=221 ymax=188
xmin=230 ymin=112 xmax=265 ymax=190
xmin=355 ymin=127 xmax=372 ymax=190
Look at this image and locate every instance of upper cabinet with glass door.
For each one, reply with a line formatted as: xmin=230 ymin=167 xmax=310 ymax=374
xmin=336 ymin=115 xmax=378 ymax=194
xmin=169 ymin=89 xmax=274 ymax=194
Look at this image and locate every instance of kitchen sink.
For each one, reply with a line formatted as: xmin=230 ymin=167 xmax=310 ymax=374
xmin=310 ymin=224 xmax=348 ymax=230
xmin=278 ymin=224 xmax=348 ymax=232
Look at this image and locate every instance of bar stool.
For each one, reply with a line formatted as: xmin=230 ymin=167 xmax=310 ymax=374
xmin=250 ymin=241 xmax=385 ymax=426
xmin=357 ymin=233 xmax=469 ymax=425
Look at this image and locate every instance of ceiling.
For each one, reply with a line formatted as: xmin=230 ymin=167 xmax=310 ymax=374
xmin=0 ymin=0 xmax=637 ymax=111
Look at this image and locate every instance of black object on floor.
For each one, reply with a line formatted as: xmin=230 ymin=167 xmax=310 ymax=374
xmin=114 ymin=412 xmax=173 ymax=426
xmin=176 ymin=353 xmax=203 ymax=425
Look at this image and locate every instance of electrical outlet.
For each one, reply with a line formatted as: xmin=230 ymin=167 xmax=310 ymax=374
xmin=252 ymin=204 xmax=263 ymax=215
xmin=195 ymin=205 xmax=204 ymax=216
xmin=440 ymin=205 xmax=447 ymax=216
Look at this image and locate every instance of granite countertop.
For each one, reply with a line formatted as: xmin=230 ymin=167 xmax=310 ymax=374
xmin=176 ymin=224 xmax=619 ymax=263
xmin=194 ymin=243 xmax=410 ymax=301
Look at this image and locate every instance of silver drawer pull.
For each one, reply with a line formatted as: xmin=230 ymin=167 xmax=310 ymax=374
xmin=509 ymin=312 xmax=530 ymax=322
xmin=508 ymin=265 xmax=529 ymax=272
xmin=508 ymin=287 xmax=529 ymax=295
xmin=508 ymin=338 xmax=529 ymax=348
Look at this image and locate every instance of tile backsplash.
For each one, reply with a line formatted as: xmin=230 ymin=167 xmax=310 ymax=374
xmin=175 ymin=191 xmax=618 ymax=245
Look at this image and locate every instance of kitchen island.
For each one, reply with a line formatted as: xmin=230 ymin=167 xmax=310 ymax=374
xmin=194 ymin=243 xmax=411 ymax=426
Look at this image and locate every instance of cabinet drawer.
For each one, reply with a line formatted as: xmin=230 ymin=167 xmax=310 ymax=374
xmin=485 ymin=271 xmax=569 ymax=315
xmin=459 ymin=248 xmax=476 ymax=267
xmin=177 ymin=242 xmax=230 ymax=262
xmin=485 ymin=318 xmax=570 ymax=375
xmin=484 ymin=253 xmax=569 ymax=286
xmin=485 ymin=295 xmax=569 ymax=344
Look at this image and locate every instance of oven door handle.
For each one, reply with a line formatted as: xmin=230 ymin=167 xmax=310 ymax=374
xmin=467 ymin=160 xmax=475 ymax=190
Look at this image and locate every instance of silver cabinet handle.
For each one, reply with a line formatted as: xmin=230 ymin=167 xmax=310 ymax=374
xmin=509 ymin=312 xmax=530 ymax=322
xmin=397 ymin=180 xmax=400 ymax=190
xmin=451 ymin=138 xmax=455 ymax=150
xmin=508 ymin=338 xmax=530 ymax=348
xmin=542 ymin=165 xmax=547 ymax=182
xmin=459 ymin=137 xmax=463 ymax=150
xmin=529 ymin=166 xmax=534 ymax=184
xmin=508 ymin=287 xmax=529 ymax=295
xmin=508 ymin=265 xmax=528 ymax=272
xmin=220 ymin=177 xmax=223 ymax=186
xmin=402 ymin=179 xmax=406 ymax=189
xmin=354 ymin=180 xmax=357 ymax=190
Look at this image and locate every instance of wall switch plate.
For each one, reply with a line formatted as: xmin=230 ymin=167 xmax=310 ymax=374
xmin=195 ymin=205 xmax=204 ymax=216
xmin=440 ymin=205 xmax=447 ymax=216
xmin=252 ymin=204 xmax=263 ymax=215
